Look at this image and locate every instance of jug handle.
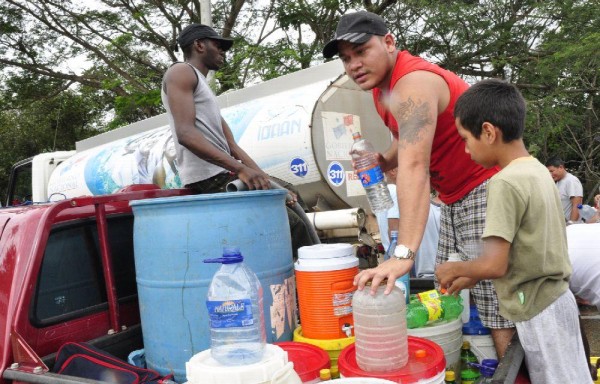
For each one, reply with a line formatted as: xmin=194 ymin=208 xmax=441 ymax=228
xmin=270 ymin=362 xmax=298 ymax=384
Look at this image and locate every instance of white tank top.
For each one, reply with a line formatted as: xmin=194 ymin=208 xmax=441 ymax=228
xmin=161 ymin=63 xmax=230 ymax=186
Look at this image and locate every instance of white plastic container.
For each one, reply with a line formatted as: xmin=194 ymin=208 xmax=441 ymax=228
xmin=407 ymin=318 xmax=463 ymax=375
xmin=462 ymin=334 xmax=497 ymax=362
xmin=332 ymin=379 xmax=398 ymax=383
xmin=352 ymin=285 xmax=408 ymax=372
xmin=186 ymin=344 xmax=302 ymax=384
xmin=338 ymin=373 xmax=444 ymax=383
xmin=446 ymin=253 xmax=470 ymax=324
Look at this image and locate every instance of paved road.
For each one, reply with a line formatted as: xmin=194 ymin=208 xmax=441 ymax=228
xmin=581 ymin=304 xmax=600 ymax=356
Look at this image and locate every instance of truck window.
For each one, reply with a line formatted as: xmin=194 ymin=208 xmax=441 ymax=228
xmin=31 ymin=215 xmax=137 ymax=326
xmin=6 ymin=161 xmax=33 ymax=206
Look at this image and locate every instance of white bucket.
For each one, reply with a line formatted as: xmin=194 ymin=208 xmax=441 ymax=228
xmin=334 ymin=378 xmax=397 ymax=383
xmin=407 ymin=319 xmax=463 ymax=375
xmin=463 ymin=334 xmax=497 ymax=362
xmin=338 ymin=371 xmax=444 ymax=383
xmin=185 ymin=344 xmax=302 ymax=384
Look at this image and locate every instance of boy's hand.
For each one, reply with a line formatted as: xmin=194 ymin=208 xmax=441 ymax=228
xmin=435 ymin=261 xmax=457 ymax=290
xmin=436 ymin=262 xmax=477 ymax=294
xmin=444 ymin=276 xmax=478 ymax=295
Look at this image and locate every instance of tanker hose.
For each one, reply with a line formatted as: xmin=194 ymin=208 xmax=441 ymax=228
xmin=226 ymin=179 xmax=321 ymax=245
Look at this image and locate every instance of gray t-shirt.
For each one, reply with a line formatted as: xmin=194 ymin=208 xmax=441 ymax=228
xmin=161 ymin=63 xmax=230 ymax=186
xmin=556 ymin=172 xmax=583 ymax=221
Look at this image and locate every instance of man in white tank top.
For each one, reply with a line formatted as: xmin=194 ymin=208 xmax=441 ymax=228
xmin=161 ymin=24 xmax=315 ymax=258
xmin=161 ymin=24 xmax=271 ymax=192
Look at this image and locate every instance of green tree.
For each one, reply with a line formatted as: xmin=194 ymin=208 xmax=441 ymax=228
xmin=0 ymin=0 xmax=597 ymax=200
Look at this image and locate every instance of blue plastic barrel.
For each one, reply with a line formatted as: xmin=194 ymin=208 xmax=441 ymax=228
xmin=130 ymin=190 xmax=296 ymax=382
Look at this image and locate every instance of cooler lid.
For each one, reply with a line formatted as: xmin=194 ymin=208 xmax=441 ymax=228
xmin=297 ymin=243 xmax=354 ymax=259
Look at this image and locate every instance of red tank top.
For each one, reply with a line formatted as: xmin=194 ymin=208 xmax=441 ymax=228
xmin=372 ymin=51 xmax=498 ymax=204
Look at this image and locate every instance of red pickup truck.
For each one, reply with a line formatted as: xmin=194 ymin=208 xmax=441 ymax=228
xmin=0 ymin=187 xmax=190 ymax=384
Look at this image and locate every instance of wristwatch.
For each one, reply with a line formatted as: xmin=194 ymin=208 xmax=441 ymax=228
xmin=393 ymin=244 xmax=416 ymax=261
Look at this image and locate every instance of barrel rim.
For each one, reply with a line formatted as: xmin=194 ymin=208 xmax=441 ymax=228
xmin=130 ymin=189 xmax=286 ymax=207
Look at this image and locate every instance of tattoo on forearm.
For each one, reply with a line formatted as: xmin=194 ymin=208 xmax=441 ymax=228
xmin=396 ymin=97 xmax=433 ymax=146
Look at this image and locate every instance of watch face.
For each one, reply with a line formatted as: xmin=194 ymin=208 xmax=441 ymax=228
xmin=394 ymin=245 xmax=414 ymax=260
xmin=395 ymin=245 xmax=409 ymax=258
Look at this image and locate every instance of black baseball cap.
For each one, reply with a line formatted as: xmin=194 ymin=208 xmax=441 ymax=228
xmin=177 ymin=23 xmax=234 ymax=51
xmin=322 ymin=11 xmax=389 ymax=58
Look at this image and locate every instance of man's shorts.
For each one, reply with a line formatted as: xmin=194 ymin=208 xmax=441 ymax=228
xmin=435 ymin=181 xmax=515 ymax=329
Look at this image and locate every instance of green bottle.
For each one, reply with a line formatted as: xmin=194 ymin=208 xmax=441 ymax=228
xmin=406 ymin=302 xmax=429 ymax=328
xmin=440 ymin=294 xmax=463 ymax=321
xmin=460 ymin=341 xmax=480 ymax=384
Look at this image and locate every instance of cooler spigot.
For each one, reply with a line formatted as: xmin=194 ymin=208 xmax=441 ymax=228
xmin=341 ymin=323 xmax=354 ymax=338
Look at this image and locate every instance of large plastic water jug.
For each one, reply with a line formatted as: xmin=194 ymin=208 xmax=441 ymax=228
xmin=204 ymin=246 xmax=266 ymax=365
xmin=352 ymin=284 xmax=408 ymax=372
xmin=130 ymin=190 xmax=296 ymax=382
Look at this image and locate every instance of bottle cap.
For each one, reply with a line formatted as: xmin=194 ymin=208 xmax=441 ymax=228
xmin=203 ymin=246 xmax=244 ymax=264
xmin=319 ymin=368 xmax=331 ymax=380
xmin=577 ymin=204 xmax=583 ymax=209
xmin=462 ymin=340 xmax=471 ymax=349
xmin=330 ymin=365 xmax=339 ymax=378
xmin=445 ymin=370 xmax=456 ymax=381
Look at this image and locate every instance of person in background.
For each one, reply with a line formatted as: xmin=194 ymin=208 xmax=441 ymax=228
xmin=323 ymin=10 xmax=514 ymax=357
xmin=545 ymin=156 xmax=584 ymax=224
xmin=161 ymin=23 xmax=314 ymax=258
xmin=376 ymin=168 xmax=399 ymax=251
xmin=414 ymin=192 xmax=441 ymax=278
xmin=566 ymin=222 xmax=600 ymax=380
xmin=436 ymin=78 xmax=592 ymax=384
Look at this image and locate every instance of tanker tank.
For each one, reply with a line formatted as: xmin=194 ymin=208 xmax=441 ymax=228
xmin=47 ymin=60 xmax=392 ymax=213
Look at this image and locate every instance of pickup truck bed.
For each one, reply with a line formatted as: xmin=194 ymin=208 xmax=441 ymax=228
xmin=0 ymin=187 xmax=190 ymax=384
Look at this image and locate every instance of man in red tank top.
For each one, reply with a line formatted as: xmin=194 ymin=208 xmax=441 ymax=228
xmin=323 ymin=11 xmax=514 ymax=357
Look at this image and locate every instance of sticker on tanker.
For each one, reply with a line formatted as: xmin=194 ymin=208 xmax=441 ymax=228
xmin=327 ymin=161 xmax=345 ymax=187
xmin=290 ymin=157 xmax=308 ymax=177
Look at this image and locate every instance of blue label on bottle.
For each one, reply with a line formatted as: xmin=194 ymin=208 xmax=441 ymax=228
xmin=206 ymin=299 xmax=254 ymax=328
xmin=357 ymin=165 xmax=384 ymax=187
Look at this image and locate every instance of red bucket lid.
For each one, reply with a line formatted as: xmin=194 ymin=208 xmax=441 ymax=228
xmin=274 ymin=341 xmax=331 ymax=382
xmin=338 ymin=336 xmax=446 ymax=383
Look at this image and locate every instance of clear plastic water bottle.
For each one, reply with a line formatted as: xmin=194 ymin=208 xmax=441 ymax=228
xmin=384 ymin=230 xmax=398 ymax=261
xmin=350 ymin=132 xmax=394 ymax=213
xmin=447 ymin=253 xmax=470 ymax=323
xmin=577 ymin=204 xmax=597 ymax=222
xmin=204 ymin=246 xmax=266 ymax=365
xmin=352 ymin=283 xmax=408 ymax=372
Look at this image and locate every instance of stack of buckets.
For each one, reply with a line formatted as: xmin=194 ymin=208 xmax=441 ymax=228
xmin=407 ymin=317 xmax=463 ymax=375
xmin=293 ymin=244 xmax=358 ymax=379
xmin=294 ymin=244 xmax=447 ymax=383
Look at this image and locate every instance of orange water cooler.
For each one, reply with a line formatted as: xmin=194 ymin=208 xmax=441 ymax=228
xmin=295 ymin=244 xmax=359 ymax=340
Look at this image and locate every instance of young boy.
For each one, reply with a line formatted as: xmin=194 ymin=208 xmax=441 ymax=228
xmin=435 ymin=79 xmax=592 ymax=383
